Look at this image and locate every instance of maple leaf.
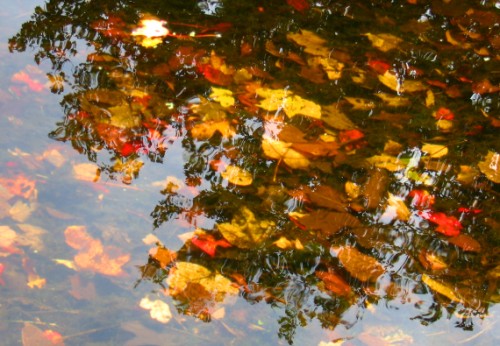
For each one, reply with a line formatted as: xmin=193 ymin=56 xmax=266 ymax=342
xmin=190 ymin=232 xmax=232 ymax=257
xmin=261 ymin=137 xmax=310 ymax=169
xmin=419 ymin=211 xmax=462 ymax=237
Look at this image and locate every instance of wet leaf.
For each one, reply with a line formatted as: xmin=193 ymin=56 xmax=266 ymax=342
xmin=364 ymin=32 xmax=403 ymax=52
xmin=287 ymin=0 xmax=310 ymax=12
xmin=217 ymin=207 xmax=274 ymax=248
xmin=448 ymin=234 xmax=481 ymax=252
xmin=209 ymin=87 xmax=235 ymax=108
xmin=9 ymin=200 xmax=33 ymax=222
xmin=335 ymin=246 xmax=384 ymax=282
xmin=362 ymin=169 xmax=389 ymax=209
xmin=422 ymin=143 xmax=448 ymax=158
xmin=262 ymin=137 xmax=310 ymax=169
xmin=290 ymin=210 xmax=361 ymax=237
xmin=375 ymin=92 xmax=410 ymax=107
xmin=422 ymin=274 xmax=461 ymax=302
xmin=190 ymin=231 xmax=232 ymax=257
xmin=273 ymin=236 xmax=303 ymax=250
xmin=377 ymin=71 xmax=427 ymax=93
xmin=190 ymin=120 xmax=235 ymax=140
xmin=419 ymin=211 xmax=462 ymax=237
xmin=256 ymin=87 xmax=322 ymax=119
xmin=64 ymin=225 xmax=130 ymax=276
xmin=0 ymin=174 xmax=37 ymax=199
xmin=366 ymin=154 xmax=406 ymax=172
xmin=477 ymin=151 xmax=500 ymax=183
xmin=316 ymin=270 xmax=352 ymax=296
xmin=291 ymin=141 xmax=339 ymax=157
xmin=302 ymin=185 xmax=347 ymax=211
xmin=287 ymin=29 xmax=330 ymax=56
xmin=221 ymin=165 xmax=253 ymax=186
xmin=167 ymin=261 xmax=239 ymax=301
xmin=149 ymin=246 xmax=177 ymax=268
xmin=344 ymin=97 xmax=375 ymax=111
xmin=321 ymin=103 xmax=357 ymax=130
xmin=419 ymin=249 xmax=448 ymax=271
xmin=22 ymin=323 xmax=65 ymax=346
xmin=380 ymin=193 xmax=410 ymax=222
xmin=16 ymin=224 xmax=46 ymax=252
xmin=139 ymin=296 xmax=173 ymax=324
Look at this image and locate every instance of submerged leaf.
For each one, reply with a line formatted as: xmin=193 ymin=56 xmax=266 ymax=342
xmin=364 ymin=32 xmax=403 ymax=52
xmin=290 ymin=210 xmax=361 ymax=237
xmin=336 ymin=246 xmax=384 ymax=282
xmin=478 ymin=151 xmax=500 ymax=183
xmin=316 ymin=270 xmax=352 ymax=296
xmin=262 ymin=137 xmax=310 ymax=169
xmin=422 ymin=274 xmax=461 ymax=302
xmin=221 ymin=165 xmax=253 ymax=186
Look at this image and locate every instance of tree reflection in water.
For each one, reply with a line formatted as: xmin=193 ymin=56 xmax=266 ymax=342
xmin=9 ymin=0 xmax=499 ymax=344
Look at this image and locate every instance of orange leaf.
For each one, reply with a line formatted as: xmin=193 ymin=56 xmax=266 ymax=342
xmin=286 ymin=0 xmax=310 ymax=12
xmin=191 ymin=234 xmax=232 ymax=257
xmin=316 ymin=270 xmax=352 ymax=296
xmin=419 ymin=211 xmax=462 ymax=237
xmin=0 ymin=174 xmax=37 ymax=199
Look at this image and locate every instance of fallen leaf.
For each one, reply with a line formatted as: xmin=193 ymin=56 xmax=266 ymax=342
xmin=477 ymin=151 xmax=500 ymax=183
xmin=301 ymin=185 xmax=347 ymax=211
xmin=190 ymin=120 xmax=235 ymax=140
xmin=375 ymin=93 xmax=410 ymax=107
xmin=73 ymin=163 xmax=100 ymax=182
xmin=364 ymin=32 xmax=403 ymax=52
xmin=22 ymin=322 xmax=65 ymax=346
xmin=290 ymin=210 xmax=361 ymax=237
xmin=9 ymin=200 xmax=33 ymax=222
xmin=256 ymin=87 xmax=322 ymax=119
xmin=422 ymin=274 xmax=461 ymax=302
xmin=448 ymin=234 xmax=481 ymax=252
xmin=287 ymin=0 xmax=310 ymax=12
xmin=221 ymin=165 xmax=253 ymax=186
xmin=209 ymin=87 xmax=235 ymax=108
xmin=217 ymin=207 xmax=274 ymax=248
xmin=321 ymin=103 xmax=357 ymax=130
xmin=262 ymin=137 xmax=310 ymax=169
xmin=419 ymin=249 xmax=448 ymax=270
xmin=366 ymin=154 xmax=406 ymax=171
xmin=316 ymin=270 xmax=352 ymax=296
xmin=419 ymin=211 xmax=462 ymax=237
xmin=0 ymin=175 xmax=37 ymax=199
xmin=422 ymin=143 xmax=448 ymax=158
xmin=139 ymin=296 xmax=173 ymax=324
xmin=149 ymin=246 xmax=177 ymax=268
xmin=190 ymin=232 xmax=232 ymax=257
xmin=336 ymin=246 xmax=385 ymax=282
xmin=378 ymin=71 xmax=427 ymax=93
xmin=344 ymin=97 xmax=375 ymax=111
xmin=287 ymin=29 xmax=330 ymax=56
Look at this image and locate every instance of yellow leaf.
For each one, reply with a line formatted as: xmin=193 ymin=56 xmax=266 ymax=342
xmin=53 ymin=258 xmax=78 ymax=270
xmin=422 ymin=274 xmax=461 ymax=302
xmin=262 ymin=137 xmax=310 ymax=169
xmin=308 ymin=57 xmax=344 ymax=80
xmin=210 ymin=87 xmax=235 ymax=108
xmin=425 ymin=89 xmax=435 ymax=108
xmin=285 ymin=95 xmax=322 ymax=119
xmin=478 ymin=151 xmax=500 ymax=183
xmin=287 ymin=29 xmax=330 ymax=56
xmin=27 ymin=275 xmax=46 ymax=289
xmin=217 ymin=207 xmax=274 ymax=249
xmin=256 ymin=88 xmax=322 ymax=119
xmin=9 ymin=200 xmax=33 ymax=222
xmin=422 ymin=143 xmax=448 ymax=158
xmin=344 ymin=97 xmax=375 ymax=110
xmin=386 ymin=193 xmax=410 ymax=221
xmin=364 ymin=33 xmax=403 ymax=52
xmin=374 ymin=93 xmax=410 ymax=107
xmin=436 ymin=119 xmax=453 ymax=131
xmin=190 ymin=120 xmax=235 ymax=140
xmin=378 ymin=71 xmax=427 ymax=93
xmin=366 ymin=154 xmax=406 ymax=171
xmin=139 ymin=37 xmax=163 ymax=48
xmin=221 ymin=165 xmax=253 ymax=186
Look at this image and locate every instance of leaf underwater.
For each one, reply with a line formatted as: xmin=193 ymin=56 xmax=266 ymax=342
xmin=335 ymin=246 xmax=385 ymax=282
xmin=262 ymin=137 xmax=310 ymax=169
xmin=478 ymin=151 xmax=500 ymax=183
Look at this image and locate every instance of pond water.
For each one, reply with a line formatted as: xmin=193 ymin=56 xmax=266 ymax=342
xmin=1 ymin=0 xmax=499 ymax=345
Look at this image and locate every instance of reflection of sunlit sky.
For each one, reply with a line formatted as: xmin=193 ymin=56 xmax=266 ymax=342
xmin=198 ymin=0 xmax=223 ymax=15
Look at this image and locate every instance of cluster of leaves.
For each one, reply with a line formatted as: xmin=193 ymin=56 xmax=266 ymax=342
xmin=6 ymin=0 xmax=500 ymax=344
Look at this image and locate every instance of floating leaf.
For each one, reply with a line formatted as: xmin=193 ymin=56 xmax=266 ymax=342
xmin=290 ymin=210 xmax=361 ymax=237
xmin=221 ymin=165 xmax=253 ymax=186
xmin=321 ymin=103 xmax=357 ymax=130
xmin=217 ymin=207 xmax=274 ymax=248
xmin=209 ymin=87 xmax=235 ymax=108
xmin=344 ymin=97 xmax=375 ymax=111
xmin=375 ymin=93 xmax=410 ymax=107
xmin=380 ymin=193 xmax=410 ymax=222
xmin=291 ymin=141 xmax=339 ymax=157
xmin=422 ymin=274 xmax=461 ymax=302
xmin=477 ymin=151 xmax=500 ymax=183
xmin=366 ymin=154 xmax=406 ymax=172
xmin=336 ymin=246 xmax=384 ymax=282
xmin=448 ymin=234 xmax=481 ymax=252
xmin=316 ymin=270 xmax=352 ymax=296
xmin=302 ymin=185 xmax=347 ymax=211
xmin=422 ymin=143 xmax=448 ymax=158
xmin=364 ymin=33 xmax=403 ymax=52
xmin=9 ymin=200 xmax=33 ymax=222
xmin=377 ymin=71 xmax=427 ymax=93
xmin=190 ymin=120 xmax=235 ymax=140
xmin=139 ymin=296 xmax=173 ymax=324
xmin=419 ymin=249 xmax=448 ymax=271
xmin=287 ymin=29 xmax=330 ymax=56
xmin=149 ymin=246 xmax=177 ymax=268
xmin=190 ymin=231 xmax=232 ymax=257
xmin=256 ymin=87 xmax=322 ymax=119
xmin=73 ymin=163 xmax=100 ymax=182
xmin=419 ymin=211 xmax=462 ymax=237
xmin=262 ymin=137 xmax=310 ymax=169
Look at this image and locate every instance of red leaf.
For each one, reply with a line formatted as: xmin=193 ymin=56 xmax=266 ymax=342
xmin=433 ymin=107 xmax=454 ymax=120
xmin=457 ymin=207 xmax=482 ymax=215
xmin=368 ymin=59 xmax=391 ymax=74
xmin=286 ymin=0 xmax=310 ymax=12
xmin=191 ymin=235 xmax=232 ymax=257
xmin=408 ymin=189 xmax=435 ymax=209
xmin=419 ymin=211 xmax=462 ymax=237
xmin=197 ymin=64 xmax=233 ymax=85
xmin=339 ymin=129 xmax=364 ymax=143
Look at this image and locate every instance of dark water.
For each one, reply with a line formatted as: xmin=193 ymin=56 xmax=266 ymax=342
xmin=1 ymin=0 xmax=499 ymax=345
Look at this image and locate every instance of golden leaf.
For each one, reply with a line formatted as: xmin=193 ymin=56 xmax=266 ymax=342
xmin=191 ymin=120 xmax=235 ymax=140
xmin=375 ymin=93 xmax=410 ymax=108
xmin=221 ymin=165 xmax=253 ymax=186
xmin=422 ymin=274 xmax=462 ymax=302
xmin=422 ymin=143 xmax=448 ymax=158
xmin=377 ymin=71 xmax=427 ymax=93
xmin=256 ymin=87 xmax=321 ymax=119
xmin=217 ymin=207 xmax=274 ymax=249
xmin=366 ymin=154 xmax=406 ymax=171
xmin=344 ymin=97 xmax=376 ymax=110
xmin=287 ymin=29 xmax=330 ymax=56
xmin=385 ymin=193 xmax=410 ymax=221
xmin=262 ymin=137 xmax=310 ymax=169
xmin=364 ymin=33 xmax=403 ymax=52
xmin=9 ymin=200 xmax=33 ymax=222
xmin=337 ymin=246 xmax=385 ymax=282
xmin=209 ymin=87 xmax=235 ymax=108
xmin=478 ymin=151 xmax=500 ymax=183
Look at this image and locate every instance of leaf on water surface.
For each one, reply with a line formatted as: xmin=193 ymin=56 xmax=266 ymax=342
xmin=287 ymin=0 xmax=310 ymax=12
xmin=421 ymin=143 xmax=448 ymax=158
xmin=139 ymin=296 xmax=173 ymax=324
xmin=380 ymin=193 xmax=410 ymax=222
xmin=256 ymin=87 xmax=322 ymax=119
xmin=9 ymin=200 xmax=34 ymax=222
xmin=291 ymin=141 xmax=339 ymax=157
xmin=287 ymin=29 xmax=330 ymax=57
xmin=39 ymin=148 xmax=66 ymax=168
xmin=418 ymin=249 xmax=448 ymax=271
xmin=209 ymin=87 xmax=235 ymax=108
xmin=64 ymin=225 xmax=130 ymax=276
xmin=190 ymin=120 xmax=235 ymax=140
xmin=290 ymin=210 xmax=361 ymax=237
xmin=321 ymin=103 xmax=357 ymax=130
xmin=335 ymin=246 xmax=385 ymax=282
xmin=217 ymin=207 xmax=274 ymax=249
xmin=265 ymin=40 xmax=306 ymax=65
xmin=16 ymin=224 xmax=46 ymax=252
xmin=419 ymin=211 xmax=462 ymax=237
xmin=316 ymin=270 xmax=352 ymax=296
xmin=167 ymin=261 xmax=238 ymax=302
xmin=377 ymin=71 xmax=427 ymax=93
xmin=344 ymin=97 xmax=375 ymax=111
xmin=277 ymin=124 xmax=307 ymax=143
xmin=301 ymin=185 xmax=347 ymax=212
xmin=23 ymin=257 xmax=46 ymax=289
xmin=363 ymin=32 xmax=403 ymax=52
xmin=477 ymin=151 xmax=500 ymax=184
xmin=374 ymin=92 xmax=411 ymax=108
xmin=22 ymin=322 xmax=65 ymax=346
xmin=308 ymin=56 xmax=344 ymax=80
xmin=362 ymin=169 xmax=389 ymax=210
xmin=221 ymin=165 xmax=253 ymax=186
xmin=408 ymin=189 xmax=435 ymax=209
xmin=447 ymin=234 xmax=481 ymax=252
xmin=366 ymin=154 xmax=407 ymax=172
xmin=149 ymin=246 xmax=177 ymax=268
xmin=422 ymin=274 xmax=461 ymax=303
xmin=262 ymin=137 xmax=310 ymax=169
xmin=0 ymin=225 xmax=23 ymax=257
xmin=190 ymin=230 xmax=232 ymax=257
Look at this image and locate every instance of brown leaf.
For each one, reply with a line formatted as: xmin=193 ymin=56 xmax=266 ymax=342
xmin=362 ymin=169 xmax=389 ymax=209
xmin=321 ymin=103 xmax=357 ymax=130
xmin=291 ymin=210 xmax=361 ymax=237
xmin=316 ymin=270 xmax=352 ymax=296
xmin=302 ymin=185 xmax=347 ymax=212
xmin=448 ymin=234 xmax=481 ymax=252
xmin=291 ymin=141 xmax=339 ymax=157
xmin=336 ymin=246 xmax=385 ymax=282
xmin=149 ymin=246 xmax=177 ymax=268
